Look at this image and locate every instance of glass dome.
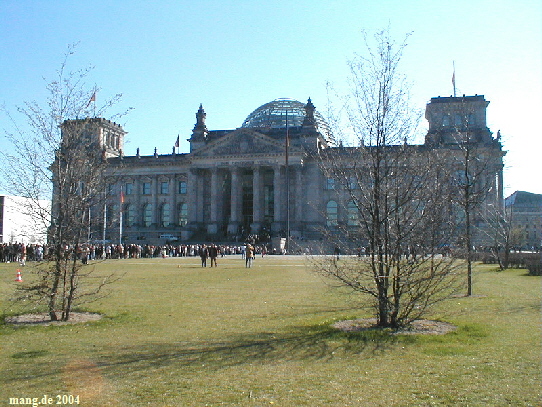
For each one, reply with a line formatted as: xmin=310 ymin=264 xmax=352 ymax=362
xmin=241 ymin=98 xmax=331 ymax=138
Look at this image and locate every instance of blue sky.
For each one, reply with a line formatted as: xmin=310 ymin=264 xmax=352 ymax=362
xmin=1 ymin=0 xmax=540 ymax=195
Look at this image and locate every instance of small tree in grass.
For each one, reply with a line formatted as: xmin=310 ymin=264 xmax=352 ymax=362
xmin=443 ymin=98 xmax=505 ymax=293
xmin=310 ymin=29 xmax=464 ymax=328
xmin=1 ymin=46 xmax=129 ymax=321
xmin=482 ymin=203 xmax=522 ymax=270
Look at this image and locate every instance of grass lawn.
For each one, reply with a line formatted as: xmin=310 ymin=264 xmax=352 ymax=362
xmin=1 ymin=255 xmax=540 ymax=406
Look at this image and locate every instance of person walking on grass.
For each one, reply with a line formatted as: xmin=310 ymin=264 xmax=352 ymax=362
xmin=245 ymin=244 xmax=254 ymax=268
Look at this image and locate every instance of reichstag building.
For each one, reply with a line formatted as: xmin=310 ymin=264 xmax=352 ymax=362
xmin=93 ymin=95 xmax=505 ymax=246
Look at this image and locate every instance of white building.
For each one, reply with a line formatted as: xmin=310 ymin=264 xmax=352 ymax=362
xmin=0 ymin=195 xmax=50 ymax=244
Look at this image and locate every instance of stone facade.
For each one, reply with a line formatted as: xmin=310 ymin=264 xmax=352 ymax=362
xmin=505 ymin=191 xmax=542 ymax=249
xmin=0 ymin=195 xmax=50 ymax=244
xmin=81 ymin=96 xmax=504 ymax=246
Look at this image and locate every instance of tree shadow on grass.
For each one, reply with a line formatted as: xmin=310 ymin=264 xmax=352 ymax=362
xmin=1 ymin=324 xmax=402 ymax=385
xmin=95 ymin=324 xmax=400 ymax=375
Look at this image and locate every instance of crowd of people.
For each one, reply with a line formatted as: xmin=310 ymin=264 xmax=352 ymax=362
xmin=0 ymin=243 xmax=44 ymax=264
xmin=4 ymin=241 xmax=538 ymax=267
xmin=0 ymin=242 xmax=272 ymax=265
xmin=194 ymin=243 xmax=261 ymax=268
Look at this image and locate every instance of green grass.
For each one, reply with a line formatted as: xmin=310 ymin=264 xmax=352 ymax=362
xmin=1 ymin=256 xmax=540 ymax=406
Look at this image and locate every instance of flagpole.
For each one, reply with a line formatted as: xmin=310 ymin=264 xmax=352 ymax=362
xmin=119 ymin=188 xmax=124 ymax=246
xmin=103 ymin=202 xmax=107 ymax=246
xmin=87 ymin=206 xmax=91 ymax=242
xmin=452 ymin=61 xmax=456 ymax=97
xmin=285 ymin=110 xmax=290 ymax=254
xmin=87 ymin=90 xmax=97 ymax=117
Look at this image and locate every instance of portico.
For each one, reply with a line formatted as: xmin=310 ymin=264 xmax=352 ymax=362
xmin=187 ymin=163 xmax=300 ymax=237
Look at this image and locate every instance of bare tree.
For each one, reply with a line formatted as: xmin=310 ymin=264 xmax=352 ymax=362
xmin=311 ymin=29 xmax=464 ymax=328
xmin=482 ymin=203 xmax=522 ymax=270
xmin=446 ymin=98 xmax=504 ymax=294
xmin=1 ymin=45 xmax=128 ymax=321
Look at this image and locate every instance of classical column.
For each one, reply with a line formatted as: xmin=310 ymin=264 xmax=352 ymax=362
xmin=152 ymin=177 xmax=158 ymax=227
xmin=228 ymin=168 xmax=241 ymax=235
xmin=295 ymin=165 xmax=303 ymax=224
xmin=170 ymin=176 xmax=177 ymax=227
xmin=207 ymin=168 xmax=219 ymax=234
xmin=251 ymin=166 xmax=262 ymax=233
xmin=272 ymin=165 xmax=282 ymax=232
xmin=187 ymin=169 xmax=198 ymax=225
xmin=134 ymin=176 xmax=141 ymax=226
xmin=196 ymin=171 xmax=205 ymax=223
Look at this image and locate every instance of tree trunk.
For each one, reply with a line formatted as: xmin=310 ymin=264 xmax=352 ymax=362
xmin=48 ymin=243 xmax=64 ymax=321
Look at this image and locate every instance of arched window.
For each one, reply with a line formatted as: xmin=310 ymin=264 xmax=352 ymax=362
xmin=143 ymin=204 xmax=153 ymax=227
xmin=178 ymin=203 xmax=188 ymax=227
xmin=326 ymin=200 xmax=338 ymax=226
xmin=347 ymin=201 xmax=359 ymax=226
xmin=160 ymin=203 xmax=171 ymax=227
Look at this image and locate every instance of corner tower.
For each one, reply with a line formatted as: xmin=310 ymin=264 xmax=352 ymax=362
xmin=61 ymin=118 xmax=125 ymax=158
xmin=425 ymin=95 xmax=493 ymax=145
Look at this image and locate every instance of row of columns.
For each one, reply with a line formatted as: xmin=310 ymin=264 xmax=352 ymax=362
xmin=187 ymin=165 xmax=303 ymax=235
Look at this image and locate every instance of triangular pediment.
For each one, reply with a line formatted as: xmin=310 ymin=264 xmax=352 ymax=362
xmin=192 ymin=129 xmax=288 ymax=157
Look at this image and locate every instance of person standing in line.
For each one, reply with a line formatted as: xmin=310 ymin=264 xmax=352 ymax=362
xmin=208 ymin=244 xmax=218 ymax=267
xmin=199 ymin=244 xmax=208 ymax=267
xmin=334 ymin=246 xmax=341 ymax=261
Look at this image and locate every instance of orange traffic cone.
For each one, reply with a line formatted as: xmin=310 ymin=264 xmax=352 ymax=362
xmin=15 ymin=269 xmax=22 ymax=282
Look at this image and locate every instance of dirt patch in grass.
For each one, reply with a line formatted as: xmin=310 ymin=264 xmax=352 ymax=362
xmin=5 ymin=312 xmax=102 ymax=326
xmin=332 ymin=318 xmax=457 ymax=335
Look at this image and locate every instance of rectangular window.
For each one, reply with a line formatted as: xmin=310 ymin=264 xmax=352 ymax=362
xmin=160 ymin=181 xmax=169 ymax=195
xmin=348 ymin=176 xmax=358 ymax=190
xmin=142 ymin=182 xmax=151 ymax=195
xmin=125 ymin=183 xmax=133 ymax=195
xmin=179 ymin=203 xmax=188 ymax=226
xmin=178 ymin=181 xmax=187 ymax=194
xmin=326 ymin=200 xmax=338 ymax=226
xmin=454 ymin=114 xmax=462 ymax=126
xmin=126 ymin=204 xmax=135 ymax=227
xmin=325 ymin=178 xmax=335 ymax=190
xmin=143 ymin=204 xmax=153 ymax=227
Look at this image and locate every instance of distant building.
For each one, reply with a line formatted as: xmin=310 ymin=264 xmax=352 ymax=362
xmin=505 ymin=191 xmax=542 ymax=249
xmin=56 ymin=95 xmax=505 ymax=247
xmin=0 ymin=195 xmax=50 ymax=244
